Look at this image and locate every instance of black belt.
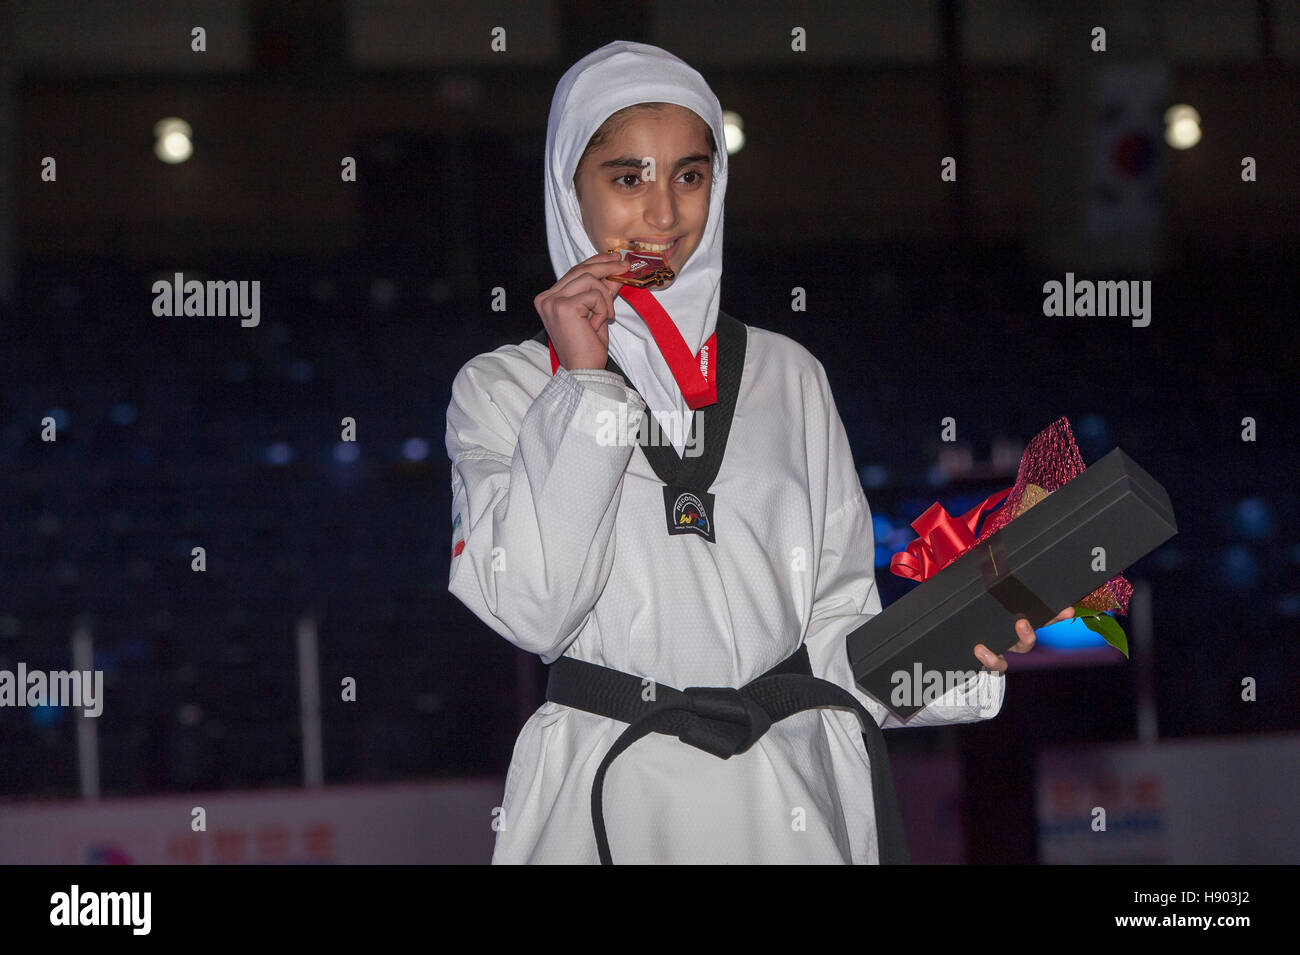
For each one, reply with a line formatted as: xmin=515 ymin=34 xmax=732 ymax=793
xmin=546 ymin=643 xmax=910 ymax=864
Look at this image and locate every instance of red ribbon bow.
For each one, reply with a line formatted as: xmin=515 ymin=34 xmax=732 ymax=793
xmin=888 ymin=487 xmax=1014 ymax=582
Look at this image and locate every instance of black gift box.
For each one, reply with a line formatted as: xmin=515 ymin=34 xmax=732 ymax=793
xmin=846 ymin=447 xmax=1177 ymax=722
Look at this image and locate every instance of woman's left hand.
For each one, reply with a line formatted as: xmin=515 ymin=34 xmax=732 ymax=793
xmin=974 ymin=607 xmax=1075 ymax=672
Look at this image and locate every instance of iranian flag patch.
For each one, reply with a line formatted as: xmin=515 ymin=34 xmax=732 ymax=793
xmin=452 ymin=512 xmax=464 ymax=557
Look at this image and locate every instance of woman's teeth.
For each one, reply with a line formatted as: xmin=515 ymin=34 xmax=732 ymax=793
xmin=629 ymin=237 xmax=678 ymax=253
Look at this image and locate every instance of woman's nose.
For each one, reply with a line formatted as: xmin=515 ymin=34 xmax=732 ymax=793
xmin=643 ymin=181 xmax=677 ymax=230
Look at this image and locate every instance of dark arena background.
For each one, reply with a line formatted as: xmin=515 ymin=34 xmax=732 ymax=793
xmin=0 ymin=0 xmax=1297 ymax=884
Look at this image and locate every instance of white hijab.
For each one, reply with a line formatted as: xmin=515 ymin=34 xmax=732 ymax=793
xmin=543 ymin=40 xmax=728 ymax=447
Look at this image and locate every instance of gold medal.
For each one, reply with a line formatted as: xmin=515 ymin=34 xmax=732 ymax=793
xmin=605 ymin=247 xmax=675 ymax=288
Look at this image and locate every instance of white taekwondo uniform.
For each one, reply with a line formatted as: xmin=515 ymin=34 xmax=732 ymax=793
xmin=445 ymin=41 xmax=1005 ymax=864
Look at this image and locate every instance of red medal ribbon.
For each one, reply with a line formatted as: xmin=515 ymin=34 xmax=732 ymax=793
xmin=547 ymin=284 xmax=718 ymax=409
xmin=888 ymin=487 xmax=1014 ymax=582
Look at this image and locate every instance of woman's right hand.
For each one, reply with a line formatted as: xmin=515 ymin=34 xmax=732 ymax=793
xmin=534 ymin=251 xmax=628 ymax=371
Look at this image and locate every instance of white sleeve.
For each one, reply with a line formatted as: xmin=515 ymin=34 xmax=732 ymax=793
xmin=445 ymin=355 xmax=646 ymax=663
xmin=801 ymin=366 xmax=1006 ymax=730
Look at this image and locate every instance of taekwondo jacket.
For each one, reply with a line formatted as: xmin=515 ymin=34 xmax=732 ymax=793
xmin=446 ymin=319 xmax=1006 ymax=864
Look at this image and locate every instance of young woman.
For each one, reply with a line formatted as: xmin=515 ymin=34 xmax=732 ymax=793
xmin=446 ymin=40 xmax=1072 ymax=864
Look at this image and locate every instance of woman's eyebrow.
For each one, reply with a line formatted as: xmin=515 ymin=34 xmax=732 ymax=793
xmin=598 ymin=153 xmax=712 ymax=172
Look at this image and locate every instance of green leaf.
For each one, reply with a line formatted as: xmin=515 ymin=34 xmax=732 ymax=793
xmin=1071 ymin=603 xmax=1107 ymax=618
xmin=1080 ymin=612 xmax=1129 ymax=658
